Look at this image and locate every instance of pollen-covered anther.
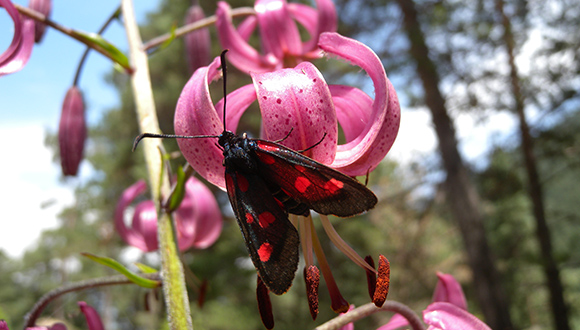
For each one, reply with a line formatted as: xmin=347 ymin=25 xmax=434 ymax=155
xmin=257 ymin=276 xmax=274 ymax=330
xmin=373 ymin=255 xmax=390 ymax=307
xmin=304 ymin=265 xmax=320 ymax=320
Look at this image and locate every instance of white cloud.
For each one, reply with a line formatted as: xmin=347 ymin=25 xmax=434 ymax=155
xmin=0 ymin=123 xmax=75 ymax=258
xmin=387 ymin=108 xmax=517 ymax=169
xmin=387 ymin=108 xmax=437 ymax=164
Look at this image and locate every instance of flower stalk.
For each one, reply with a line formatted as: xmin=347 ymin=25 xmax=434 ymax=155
xmin=121 ymin=0 xmax=192 ymax=329
xmin=315 ymin=302 xmax=425 ymax=330
xmin=143 ymin=7 xmax=256 ymax=51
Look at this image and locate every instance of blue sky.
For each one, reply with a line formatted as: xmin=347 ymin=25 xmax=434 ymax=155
xmin=0 ymin=0 xmax=524 ymax=258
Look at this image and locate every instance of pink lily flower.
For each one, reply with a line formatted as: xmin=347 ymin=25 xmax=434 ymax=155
xmin=215 ymin=0 xmax=337 ymax=73
xmin=0 ymin=302 xmax=103 ymax=330
xmin=1 ymin=0 xmax=35 ymax=76
xmin=174 ymin=32 xmax=400 ymax=189
xmin=16 ymin=323 xmax=66 ymax=330
xmin=28 ymin=0 xmax=52 ymax=43
xmin=377 ymin=272 xmax=491 ymax=330
xmin=114 ymin=177 xmax=223 ymax=252
xmin=58 ymin=86 xmax=86 ymax=176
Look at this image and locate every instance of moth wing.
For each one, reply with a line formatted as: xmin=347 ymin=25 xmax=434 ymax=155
xmin=225 ymin=169 xmax=299 ymax=295
xmin=253 ymin=140 xmax=377 ymax=217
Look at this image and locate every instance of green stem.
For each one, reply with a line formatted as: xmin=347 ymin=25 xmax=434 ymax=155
xmin=121 ymin=0 xmax=193 ymax=329
xmin=23 ymin=274 xmax=160 ymax=329
xmin=73 ymin=6 xmax=121 ymax=86
xmin=142 ymin=7 xmax=255 ymax=51
xmin=314 ymin=302 xmax=425 ymax=330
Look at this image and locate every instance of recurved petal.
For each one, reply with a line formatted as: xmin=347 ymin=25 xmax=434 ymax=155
xmin=433 ymin=272 xmax=468 ymax=310
xmin=0 ymin=0 xmax=35 ymax=76
xmin=114 ymin=180 xmax=150 ymax=251
xmin=423 ymin=302 xmax=491 ymax=330
xmin=298 ymin=0 xmax=337 ymax=52
xmin=174 ymin=57 xmax=225 ymax=188
xmin=28 ymin=0 xmax=51 ymax=42
xmin=131 ymin=200 xmax=159 ymax=252
xmin=175 ymin=177 xmax=223 ymax=249
xmin=255 ymin=0 xmax=302 ymax=59
xmin=216 ymin=1 xmax=279 ymax=73
xmin=319 ymin=32 xmax=400 ymax=176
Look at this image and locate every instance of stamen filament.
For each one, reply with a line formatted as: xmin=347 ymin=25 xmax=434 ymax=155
xmin=310 ymin=220 xmax=349 ymax=313
xmin=298 ymin=214 xmax=314 ymax=267
xmin=319 ymin=215 xmax=376 ymax=274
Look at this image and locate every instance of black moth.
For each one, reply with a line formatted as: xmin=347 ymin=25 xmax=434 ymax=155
xmin=134 ymin=50 xmax=377 ymax=295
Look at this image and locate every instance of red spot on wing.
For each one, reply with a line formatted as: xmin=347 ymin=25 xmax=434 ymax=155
xmin=258 ymin=212 xmax=276 ymax=228
xmin=324 ymin=178 xmax=344 ymax=195
xmin=225 ymin=173 xmax=234 ymax=188
xmin=237 ymin=174 xmax=249 ymax=192
xmin=258 ymin=143 xmax=279 ymax=152
xmin=295 ymin=176 xmax=312 ymax=193
xmin=259 ymin=153 xmax=276 ymax=165
xmin=294 ymin=165 xmax=307 ymax=173
xmin=246 ymin=213 xmax=254 ymax=224
xmin=258 ymin=242 xmax=273 ymax=262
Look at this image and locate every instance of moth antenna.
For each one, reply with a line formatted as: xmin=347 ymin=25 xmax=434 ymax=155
xmin=220 ymin=49 xmax=229 ymax=132
xmin=298 ymin=133 xmax=327 ymax=153
xmin=132 ymin=133 xmax=219 ymax=152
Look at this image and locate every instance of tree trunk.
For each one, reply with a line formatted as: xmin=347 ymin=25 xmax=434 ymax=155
xmin=495 ymin=0 xmax=571 ymax=329
xmin=393 ymin=0 xmax=514 ymax=328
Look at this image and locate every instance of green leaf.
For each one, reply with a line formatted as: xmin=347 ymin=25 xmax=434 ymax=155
xmin=166 ymin=166 xmax=187 ymax=212
xmin=135 ymin=262 xmax=158 ymax=274
xmin=82 ymin=253 xmax=160 ymax=289
xmin=70 ymin=31 xmax=132 ymax=72
xmin=160 ymin=23 xmax=178 ymax=51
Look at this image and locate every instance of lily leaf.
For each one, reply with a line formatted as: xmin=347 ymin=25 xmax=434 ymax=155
xmin=135 ymin=262 xmax=158 ymax=274
xmin=70 ymin=31 xmax=132 ymax=72
xmin=82 ymin=253 xmax=160 ymax=288
xmin=166 ymin=165 xmax=187 ymax=213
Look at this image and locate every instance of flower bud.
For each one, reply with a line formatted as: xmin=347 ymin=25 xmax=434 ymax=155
xmin=184 ymin=3 xmax=210 ymax=73
xmin=28 ymin=0 xmax=52 ymax=43
xmin=58 ymin=86 xmax=86 ymax=176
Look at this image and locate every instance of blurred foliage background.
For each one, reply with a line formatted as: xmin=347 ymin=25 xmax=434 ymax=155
xmin=1 ymin=0 xmax=579 ymax=329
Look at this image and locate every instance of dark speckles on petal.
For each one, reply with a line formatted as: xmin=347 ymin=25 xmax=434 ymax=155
xmin=276 ymin=98 xmax=282 ymax=104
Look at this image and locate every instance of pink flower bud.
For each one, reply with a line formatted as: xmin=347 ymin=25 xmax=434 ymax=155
xmin=184 ymin=3 xmax=211 ymax=73
xmin=78 ymin=302 xmax=104 ymax=330
xmin=28 ymin=0 xmax=52 ymax=43
xmin=58 ymin=86 xmax=86 ymax=176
